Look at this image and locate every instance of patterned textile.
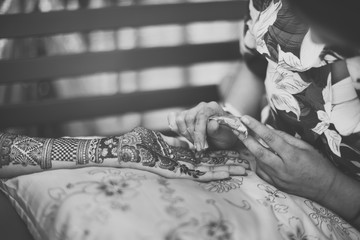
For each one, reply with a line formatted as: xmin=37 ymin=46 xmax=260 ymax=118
xmin=243 ymin=0 xmax=360 ymax=179
xmin=1 ymin=167 xmax=359 ymax=240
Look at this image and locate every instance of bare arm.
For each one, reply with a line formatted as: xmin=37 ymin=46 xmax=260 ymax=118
xmin=319 ymin=169 xmax=360 ymax=229
xmin=221 ymin=20 xmax=266 ymax=119
xmin=222 ymin=62 xmax=266 ymax=119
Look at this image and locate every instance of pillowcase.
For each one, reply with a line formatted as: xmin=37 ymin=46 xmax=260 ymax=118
xmin=1 ymin=167 xmax=359 ymax=240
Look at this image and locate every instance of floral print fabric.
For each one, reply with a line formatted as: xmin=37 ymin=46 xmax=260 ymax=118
xmin=1 ymin=167 xmax=359 ymax=240
xmin=243 ymin=0 xmax=360 ymax=179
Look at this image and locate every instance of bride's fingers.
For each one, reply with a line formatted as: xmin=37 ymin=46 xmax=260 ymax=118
xmin=196 ymin=165 xmax=247 ymax=176
xmin=189 ymin=170 xmax=230 ymax=182
xmin=215 ymin=165 xmax=247 ymax=175
xmin=168 ymin=111 xmax=179 ymax=133
xmin=198 ymin=158 xmax=250 ymax=170
xmin=220 ymin=159 xmax=250 ymax=170
xmin=194 ymin=150 xmax=251 ymax=169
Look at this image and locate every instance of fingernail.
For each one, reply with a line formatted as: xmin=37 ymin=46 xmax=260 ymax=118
xmin=241 ymin=116 xmax=250 ymax=125
xmin=232 ymin=129 xmax=240 ymax=136
xmin=232 ymin=130 xmax=246 ymax=140
xmin=238 ymin=133 xmax=247 ymax=141
xmin=196 ymin=143 xmax=201 ymax=151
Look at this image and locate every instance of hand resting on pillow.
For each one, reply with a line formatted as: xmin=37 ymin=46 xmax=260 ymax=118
xmin=0 ymin=127 xmax=249 ymax=181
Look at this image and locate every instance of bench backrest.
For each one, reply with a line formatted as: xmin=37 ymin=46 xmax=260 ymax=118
xmin=0 ymin=0 xmax=247 ymax=129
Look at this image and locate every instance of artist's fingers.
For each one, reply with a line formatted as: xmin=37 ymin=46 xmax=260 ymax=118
xmin=240 ymin=116 xmax=289 ymax=158
xmin=160 ymin=134 xmax=190 ymax=148
xmin=194 ymin=101 xmax=224 ymax=150
xmin=175 ymin=111 xmax=193 ymax=142
xmin=233 ymin=130 xmax=281 ymax=166
xmin=194 ymin=109 xmax=212 ymax=150
xmin=255 ymin=165 xmax=274 ymax=185
xmin=273 ymin=130 xmax=308 ymax=149
xmin=206 ymin=119 xmax=221 ymax=141
xmin=184 ymin=105 xmax=203 ymax=144
xmin=168 ymin=111 xmax=179 ymax=132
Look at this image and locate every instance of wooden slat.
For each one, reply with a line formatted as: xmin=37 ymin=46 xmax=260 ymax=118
xmin=0 ymin=1 xmax=248 ymax=39
xmin=0 ymin=41 xmax=240 ymax=84
xmin=0 ymin=85 xmax=220 ymax=128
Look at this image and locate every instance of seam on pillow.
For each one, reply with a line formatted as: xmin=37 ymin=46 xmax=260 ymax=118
xmin=0 ymin=181 xmax=45 ymax=240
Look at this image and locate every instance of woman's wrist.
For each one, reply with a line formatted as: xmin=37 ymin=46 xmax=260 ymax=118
xmin=318 ymin=169 xmax=360 ymax=229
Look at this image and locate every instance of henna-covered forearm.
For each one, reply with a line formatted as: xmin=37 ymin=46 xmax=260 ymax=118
xmin=0 ymin=127 xmax=248 ymax=180
xmin=0 ymin=127 xmax=205 ymax=179
xmin=0 ymin=132 xmax=120 ymax=177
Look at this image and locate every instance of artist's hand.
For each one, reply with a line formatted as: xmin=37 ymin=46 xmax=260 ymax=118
xmin=235 ymin=115 xmax=339 ymax=202
xmin=167 ymin=102 xmax=238 ymax=151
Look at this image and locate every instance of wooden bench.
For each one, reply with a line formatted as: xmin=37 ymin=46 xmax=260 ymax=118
xmin=0 ymin=1 xmax=247 ymax=133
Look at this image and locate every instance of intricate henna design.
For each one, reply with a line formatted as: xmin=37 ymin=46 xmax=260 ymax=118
xmin=0 ymin=133 xmax=118 ymax=169
xmin=0 ymin=133 xmax=16 ymax=167
xmin=98 ymin=137 xmax=119 ymax=163
xmin=0 ymin=127 xmax=247 ymax=180
xmin=118 ymin=127 xmax=206 ymax=179
xmin=0 ymin=133 xmax=52 ymax=169
xmin=0 ymin=128 xmax=204 ymax=178
xmin=195 ymin=150 xmax=249 ymax=166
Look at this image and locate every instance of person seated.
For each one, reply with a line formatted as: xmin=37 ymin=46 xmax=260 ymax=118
xmin=167 ymin=0 xmax=360 ymax=230
xmin=1 ymin=0 xmax=359 ymax=233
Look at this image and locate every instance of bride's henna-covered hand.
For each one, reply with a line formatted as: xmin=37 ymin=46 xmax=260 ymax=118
xmin=118 ymin=127 xmax=249 ymax=181
xmin=195 ymin=149 xmax=249 ymax=167
xmin=0 ymin=127 xmax=248 ymax=181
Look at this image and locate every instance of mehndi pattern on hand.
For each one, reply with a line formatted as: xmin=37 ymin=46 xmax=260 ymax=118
xmin=118 ymin=127 xmax=249 ymax=180
xmin=0 ymin=127 xmax=248 ymax=181
xmin=118 ymin=127 xmax=205 ymax=179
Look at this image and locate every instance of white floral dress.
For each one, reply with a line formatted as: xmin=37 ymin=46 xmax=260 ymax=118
xmin=243 ymin=0 xmax=360 ymax=179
